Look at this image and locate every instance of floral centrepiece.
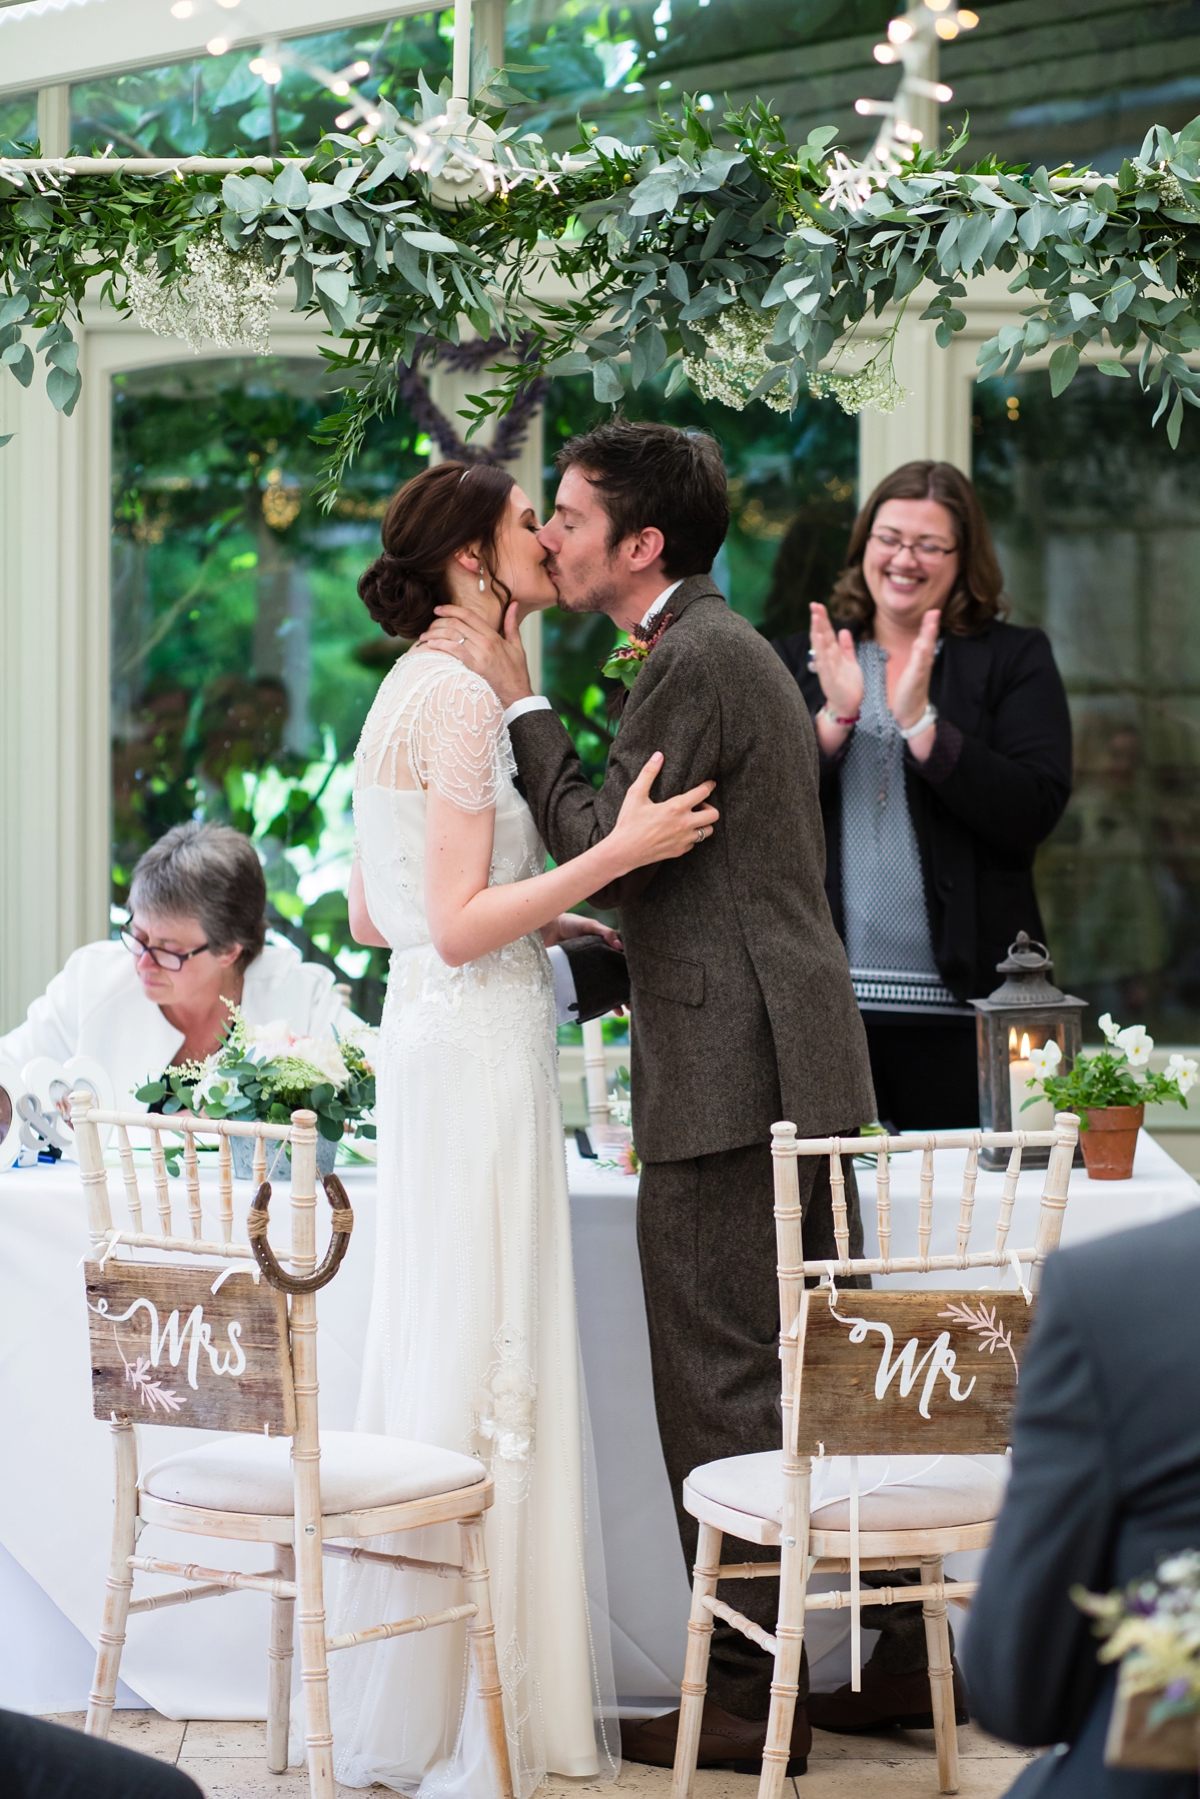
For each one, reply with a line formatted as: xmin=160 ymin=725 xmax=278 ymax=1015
xmin=1024 ymin=1014 xmax=1196 ymax=1124
xmin=1076 ymin=1551 xmax=1200 ymax=1732
xmin=136 ymin=1006 xmax=377 ymax=1148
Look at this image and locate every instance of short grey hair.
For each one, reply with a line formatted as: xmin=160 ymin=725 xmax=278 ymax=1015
xmin=129 ymin=823 xmax=267 ymax=972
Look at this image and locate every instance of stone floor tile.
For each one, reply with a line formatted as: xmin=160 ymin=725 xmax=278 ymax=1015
xmin=809 ymin=1723 xmax=1033 ymax=1763
xmin=39 ymin=1709 xmax=187 ymax=1762
xmin=180 ymin=1719 xmax=270 ymax=1757
xmin=178 ymin=1757 xmax=370 ymax=1796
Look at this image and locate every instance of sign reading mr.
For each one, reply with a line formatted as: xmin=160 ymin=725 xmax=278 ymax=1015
xmin=793 ymin=1288 xmax=1034 ymax=1456
xmin=87 ymin=1262 xmax=295 ymax=1436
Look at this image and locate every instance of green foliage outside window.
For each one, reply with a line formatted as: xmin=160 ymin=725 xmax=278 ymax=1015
xmin=111 ymin=355 xmax=426 ymax=1019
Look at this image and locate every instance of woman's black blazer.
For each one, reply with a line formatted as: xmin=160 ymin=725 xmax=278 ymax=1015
xmin=773 ymin=620 xmax=1073 ymax=1005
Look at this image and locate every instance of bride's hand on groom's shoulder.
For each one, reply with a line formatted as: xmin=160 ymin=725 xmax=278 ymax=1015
xmin=540 ymin=914 xmax=623 ymax=951
xmin=418 ymin=601 xmax=533 ymax=709
xmin=609 ymin=753 xmax=720 ymax=874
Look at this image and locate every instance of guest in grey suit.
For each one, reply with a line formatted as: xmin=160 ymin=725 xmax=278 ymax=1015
xmin=423 ymin=419 xmax=876 ymax=1768
xmin=964 ymin=1208 xmax=1200 ymax=1797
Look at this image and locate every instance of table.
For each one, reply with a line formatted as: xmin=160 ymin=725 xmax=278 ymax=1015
xmin=1 ymin=1131 xmax=1195 ymax=1720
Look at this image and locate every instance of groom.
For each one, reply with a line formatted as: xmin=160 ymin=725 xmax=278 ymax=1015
xmin=425 ymin=420 xmax=875 ymax=1763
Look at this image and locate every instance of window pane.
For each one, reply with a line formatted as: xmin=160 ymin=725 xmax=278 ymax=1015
xmin=0 ymin=94 xmax=36 ymax=155
xmin=974 ymin=367 xmax=1200 ymax=1041
xmin=72 ymin=16 xmax=452 ymax=156
xmin=111 ymin=355 xmax=427 ymax=1018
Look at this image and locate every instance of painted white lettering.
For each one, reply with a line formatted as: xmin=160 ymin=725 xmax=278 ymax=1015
xmin=97 ymin=1297 xmax=248 ymax=1388
xmin=841 ymin=1315 xmax=977 ymax=1418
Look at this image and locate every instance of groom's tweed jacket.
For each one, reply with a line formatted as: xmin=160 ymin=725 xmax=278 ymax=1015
xmin=509 ymin=574 xmax=875 ymax=1163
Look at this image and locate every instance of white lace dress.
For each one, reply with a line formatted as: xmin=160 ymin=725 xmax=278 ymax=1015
xmin=326 ymin=649 xmax=617 ymax=1798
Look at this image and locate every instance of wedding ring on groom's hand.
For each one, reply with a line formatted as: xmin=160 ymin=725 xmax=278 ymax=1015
xmin=695 ymin=826 xmax=707 ymax=843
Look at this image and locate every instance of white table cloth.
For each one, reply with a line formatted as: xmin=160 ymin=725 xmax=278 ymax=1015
xmin=0 ymin=1131 xmax=1195 ymax=1719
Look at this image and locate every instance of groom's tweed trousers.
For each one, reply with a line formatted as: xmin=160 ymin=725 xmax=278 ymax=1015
xmin=508 ymin=574 xmax=878 ymax=1716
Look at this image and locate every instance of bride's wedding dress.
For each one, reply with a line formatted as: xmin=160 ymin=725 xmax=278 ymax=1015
xmin=326 ymin=648 xmax=617 ymax=1796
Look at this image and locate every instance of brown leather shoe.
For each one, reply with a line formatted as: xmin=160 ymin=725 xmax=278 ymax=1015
xmin=620 ymin=1698 xmax=811 ymax=1775
xmin=807 ymin=1662 xmax=969 ymax=1734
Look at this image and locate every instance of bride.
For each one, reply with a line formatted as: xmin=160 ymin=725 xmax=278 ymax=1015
xmin=328 ymin=459 xmax=720 ymax=1797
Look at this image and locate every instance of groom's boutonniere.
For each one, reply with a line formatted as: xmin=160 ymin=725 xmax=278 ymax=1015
xmin=601 ymin=608 xmax=675 ymax=692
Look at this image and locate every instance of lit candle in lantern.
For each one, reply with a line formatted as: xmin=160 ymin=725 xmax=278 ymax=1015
xmin=1009 ymin=1029 xmax=1055 ymax=1132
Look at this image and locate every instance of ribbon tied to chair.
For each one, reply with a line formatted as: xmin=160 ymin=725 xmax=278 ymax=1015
xmin=247 ymin=1174 xmax=354 ymax=1293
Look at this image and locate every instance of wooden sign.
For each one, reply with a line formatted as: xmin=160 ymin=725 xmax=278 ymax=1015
xmin=87 ymin=1262 xmax=295 ymax=1436
xmin=794 ymin=1288 xmax=1034 ymax=1455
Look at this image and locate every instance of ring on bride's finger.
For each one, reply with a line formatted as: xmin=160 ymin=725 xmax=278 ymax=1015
xmin=458 ymin=635 xmax=466 ymax=644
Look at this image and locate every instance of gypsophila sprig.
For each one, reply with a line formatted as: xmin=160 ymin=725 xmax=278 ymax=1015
xmin=7 ymin=92 xmax=1200 ymax=489
xmin=123 ymin=233 xmax=282 ymax=355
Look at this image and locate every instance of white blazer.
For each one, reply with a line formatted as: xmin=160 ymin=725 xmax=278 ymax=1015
xmin=0 ymin=935 xmax=360 ymax=1110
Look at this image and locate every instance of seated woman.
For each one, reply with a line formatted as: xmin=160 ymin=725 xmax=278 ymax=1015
xmin=0 ymin=821 xmax=359 ymax=1108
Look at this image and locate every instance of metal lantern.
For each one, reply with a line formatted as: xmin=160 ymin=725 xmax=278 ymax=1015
xmin=971 ymin=933 xmax=1087 ymax=1169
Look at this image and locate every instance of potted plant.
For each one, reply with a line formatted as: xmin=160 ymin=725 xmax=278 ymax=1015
xmin=1021 ymin=1015 xmax=1195 ymax=1180
xmin=1075 ymin=1551 xmax=1200 ymax=1770
xmin=137 ymin=1008 xmax=377 ymax=1180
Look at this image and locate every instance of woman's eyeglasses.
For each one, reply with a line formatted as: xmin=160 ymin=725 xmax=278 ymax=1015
xmin=120 ymin=929 xmax=210 ymax=972
xmin=869 ymin=530 xmax=958 ymax=562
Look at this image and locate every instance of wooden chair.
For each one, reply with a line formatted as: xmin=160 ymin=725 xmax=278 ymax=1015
xmin=672 ymin=1111 xmax=1080 ymax=1799
xmin=71 ymin=1098 xmax=514 ymax=1799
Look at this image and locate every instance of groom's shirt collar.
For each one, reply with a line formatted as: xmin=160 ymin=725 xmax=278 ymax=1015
xmin=638 ymin=581 xmax=682 ymax=635
xmin=503 ymin=581 xmax=685 ymax=729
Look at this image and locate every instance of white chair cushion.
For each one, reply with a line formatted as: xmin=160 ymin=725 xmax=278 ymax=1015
xmin=687 ymin=1451 xmax=1009 ymax=1532
xmin=142 ymin=1430 xmax=486 ymax=1516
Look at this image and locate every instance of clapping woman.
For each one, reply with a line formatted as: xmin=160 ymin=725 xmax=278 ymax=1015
xmin=774 ymin=461 xmax=1072 ymax=1130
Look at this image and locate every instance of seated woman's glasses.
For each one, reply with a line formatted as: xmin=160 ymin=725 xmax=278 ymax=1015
xmin=869 ymin=530 xmax=957 ymax=561
xmin=119 ymin=929 xmax=210 ymax=972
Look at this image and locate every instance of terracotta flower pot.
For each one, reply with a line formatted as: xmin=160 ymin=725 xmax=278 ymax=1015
xmin=1081 ymin=1103 xmax=1144 ymax=1180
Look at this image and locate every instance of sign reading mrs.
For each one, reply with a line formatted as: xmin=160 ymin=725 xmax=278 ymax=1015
xmin=794 ymin=1289 xmax=1034 ymax=1457
xmin=86 ymin=1261 xmax=296 ymax=1436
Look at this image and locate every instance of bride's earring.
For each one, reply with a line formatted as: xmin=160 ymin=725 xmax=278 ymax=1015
xmin=479 ymin=576 xmax=486 ymax=592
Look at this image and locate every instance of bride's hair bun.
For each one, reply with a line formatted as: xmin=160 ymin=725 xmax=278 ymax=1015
xmin=359 ymin=460 xmax=516 ymax=641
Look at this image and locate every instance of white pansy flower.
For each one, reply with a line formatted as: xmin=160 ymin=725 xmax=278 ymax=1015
xmin=1098 ymin=1012 xmax=1121 ymax=1044
xmin=1115 ymin=1024 xmax=1154 ymax=1067
xmin=1027 ymin=1041 xmax=1062 ymax=1077
xmin=1167 ymin=1054 xmax=1199 ymax=1096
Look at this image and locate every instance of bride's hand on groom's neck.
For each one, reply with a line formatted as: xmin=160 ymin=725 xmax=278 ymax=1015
xmin=419 ymin=602 xmax=533 ymax=708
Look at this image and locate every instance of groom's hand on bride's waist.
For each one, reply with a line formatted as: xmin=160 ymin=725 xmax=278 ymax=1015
xmin=419 ymin=602 xmax=534 ymax=709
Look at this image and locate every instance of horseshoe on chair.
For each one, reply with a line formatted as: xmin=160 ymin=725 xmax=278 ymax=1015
xmin=248 ymin=1174 xmax=355 ymax=1293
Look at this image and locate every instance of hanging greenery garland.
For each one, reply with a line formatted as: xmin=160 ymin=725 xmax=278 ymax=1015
xmin=3 ymin=78 xmax=1200 ymax=493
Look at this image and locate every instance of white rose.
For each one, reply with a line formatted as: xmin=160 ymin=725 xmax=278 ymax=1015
xmin=244 ymin=1018 xmax=296 ymax=1064
xmin=289 ymin=1034 xmax=349 ymax=1089
xmin=1115 ymin=1024 xmax=1153 ymax=1068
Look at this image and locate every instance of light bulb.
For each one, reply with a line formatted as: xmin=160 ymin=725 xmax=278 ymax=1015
xmin=352 ymin=60 xmax=370 ymax=75
xmin=957 ymin=7 xmax=979 ymax=24
xmin=935 ymin=16 xmax=959 ymax=35
xmin=170 ymin=1 xmax=193 ymax=17
xmin=335 ymin=110 xmax=355 ymax=128
xmin=925 ymin=0 xmax=952 ymax=10
xmin=261 ymin=61 xmax=282 ymax=83
xmin=357 ymin=126 xmax=375 ymax=143
xmin=873 ymin=42 xmax=897 ymax=61
xmin=330 ymin=80 xmax=350 ymax=96
xmin=214 ymin=0 xmax=240 ymax=9
xmin=887 ymin=16 xmax=914 ymax=41
xmin=207 ymin=35 xmax=229 ymax=54
xmin=249 ymin=56 xmax=263 ymax=72
xmin=935 ymin=82 xmax=953 ymax=101
xmin=854 ymin=98 xmax=874 ymax=115
xmin=366 ymin=109 xmax=382 ymax=126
